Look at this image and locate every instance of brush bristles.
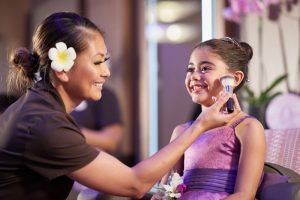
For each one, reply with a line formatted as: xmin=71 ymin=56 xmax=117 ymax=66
xmin=220 ymin=75 xmax=235 ymax=86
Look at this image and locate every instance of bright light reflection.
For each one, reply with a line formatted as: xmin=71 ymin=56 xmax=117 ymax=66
xmin=146 ymin=24 xmax=166 ymax=42
xmin=166 ymin=25 xmax=182 ymax=41
xmin=146 ymin=23 xmax=199 ymax=43
xmin=157 ymin=1 xmax=199 ymax=23
xmin=166 ymin=24 xmax=199 ymax=43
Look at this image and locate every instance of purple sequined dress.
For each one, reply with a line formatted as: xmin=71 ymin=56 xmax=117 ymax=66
xmin=180 ymin=116 xmax=251 ymax=200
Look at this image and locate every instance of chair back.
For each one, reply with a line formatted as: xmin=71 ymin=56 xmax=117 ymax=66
xmin=265 ymin=129 xmax=300 ymax=174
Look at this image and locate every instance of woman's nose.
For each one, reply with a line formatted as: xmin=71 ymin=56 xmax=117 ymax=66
xmin=101 ymin=63 xmax=111 ymax=78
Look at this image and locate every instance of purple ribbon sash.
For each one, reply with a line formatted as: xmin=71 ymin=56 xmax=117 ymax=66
xmin=183 ymin=168 xmax=237 ymax=193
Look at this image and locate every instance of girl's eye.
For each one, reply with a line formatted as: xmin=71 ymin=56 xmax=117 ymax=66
xmin=200 ymin=66 xmax=210 ymax=73
xmin=186 ymin=67 xmax=194 ymax=73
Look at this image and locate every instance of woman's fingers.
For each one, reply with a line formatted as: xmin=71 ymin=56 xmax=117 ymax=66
xmin=194 ymin=92 xmax=241 ymax=131
xmin=213 ymin=92 xmax=241 ymax=115
xmin=211 ymin=92 xmax=231 ymax=111
xmin=232 ymin=93 xmax=241 ymax=111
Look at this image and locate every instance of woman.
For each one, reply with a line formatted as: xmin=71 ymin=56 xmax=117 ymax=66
xmin=152 ymin=38 xmax=266 ymax=200
xmin=0 ymin=12 xmax=239 ymax=200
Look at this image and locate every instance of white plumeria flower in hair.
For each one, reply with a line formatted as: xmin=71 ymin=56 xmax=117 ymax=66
xmin=48 ymin=42 xmax=76 ymax=72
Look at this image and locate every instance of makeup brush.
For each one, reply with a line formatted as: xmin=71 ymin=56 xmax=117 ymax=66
xmin=220 ymin=75 xmax=235 ymax=113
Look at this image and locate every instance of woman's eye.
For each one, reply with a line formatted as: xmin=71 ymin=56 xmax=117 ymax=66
xmin=94 ymin=57 xmax=110 ymax=65
xmin=94 ymin=61 xmax=102 ymax=65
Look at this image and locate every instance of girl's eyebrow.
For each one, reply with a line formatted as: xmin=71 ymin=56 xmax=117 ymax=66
xmin=199 ymin=61 xmax=215 ymax=66
xmin=188 ymin=61 xmax=215 ymax=67
xmin=188 ymin=62 xmax=194 ymax=66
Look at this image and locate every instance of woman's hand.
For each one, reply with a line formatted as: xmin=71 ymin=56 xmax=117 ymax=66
xmin=194 ymin=92 xmax=241 ymax=131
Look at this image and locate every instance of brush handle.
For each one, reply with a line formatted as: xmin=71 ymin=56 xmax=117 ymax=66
xmin=226 ymin=97 xmax=234 ymax=113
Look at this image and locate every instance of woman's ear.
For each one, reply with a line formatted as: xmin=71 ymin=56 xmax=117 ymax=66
xmin=233 ymin=71 xmax=244 ymax=87
xmin=53 ymin=71 xmax=69 ymax=82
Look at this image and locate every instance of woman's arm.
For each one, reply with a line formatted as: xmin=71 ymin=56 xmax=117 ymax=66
xmin=226 ymin=117 xmax=266 ymax=200
xmin=150 ymin=125 xmax=187 ymax=200
xmin=160 ymin=123 xmax=189 ymax=183
xmin=68 ymin=92 xmax=240 ymax=198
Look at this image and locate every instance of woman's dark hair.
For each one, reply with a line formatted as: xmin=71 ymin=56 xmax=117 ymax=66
xmin=194 ymin=37 xmax=253 ymax=92
xmin=7 ymin=12 xmax=103 ymax=97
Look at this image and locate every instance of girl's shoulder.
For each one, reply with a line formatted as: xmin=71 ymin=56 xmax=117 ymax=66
xmin=236 ymin=114 xmax=263 ymax=129
xmin=171 ymin=121 xmax=193 ymax=139
xmin=235 ymin=113 xmax=265 ymax=140
xmin=176 ymin=120 xmax=193 ymax=129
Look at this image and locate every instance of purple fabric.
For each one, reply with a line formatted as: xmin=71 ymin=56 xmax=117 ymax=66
xmin=183 ymin=168 xmax=237 ymax=193
xmin=180 ymin=116 xmax=252 ymax=200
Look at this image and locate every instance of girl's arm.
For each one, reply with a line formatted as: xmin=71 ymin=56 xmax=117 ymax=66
xmin=225 ymin=117 xmax=266 ymax=200
xmin=68 ymin=93 xmax=240 ymax=199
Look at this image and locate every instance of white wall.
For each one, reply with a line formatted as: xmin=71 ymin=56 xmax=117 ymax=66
xmin=242 ymin=3 xmax=300 ymax=95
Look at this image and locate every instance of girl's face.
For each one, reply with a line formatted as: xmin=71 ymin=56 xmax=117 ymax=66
xmin=185 ymin=46 xmax=232 ymax=107
xmin=65 ymin=31 xmax=110 ymax=103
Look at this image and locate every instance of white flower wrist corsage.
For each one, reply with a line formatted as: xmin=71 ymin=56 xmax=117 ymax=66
xmin=48 ymin=42 xmax=76 ymax=72
xmin=157 ymin=172 xmax=187 ymax=200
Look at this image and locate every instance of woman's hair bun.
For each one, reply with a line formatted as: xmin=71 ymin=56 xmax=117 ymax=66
xmin=10 ymin=47 xmax=39 ymax=78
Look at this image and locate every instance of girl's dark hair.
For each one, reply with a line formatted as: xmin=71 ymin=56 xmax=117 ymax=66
xmin=194 ymin=37 xmax=253 ymax=92
xmin=8 ymin=12 xmax=103 ymax=97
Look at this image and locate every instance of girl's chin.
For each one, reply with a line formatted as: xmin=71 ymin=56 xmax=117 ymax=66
xmin=191 ymin=94 xmax=206 ymax=103
xmin=191 ymin=96 xmax=214 ymax=107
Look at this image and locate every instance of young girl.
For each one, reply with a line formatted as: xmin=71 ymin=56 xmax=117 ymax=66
xmin=0 ymin=13 xmax=240 ymax=200
xmin=153 ymin=38 xmax=266 ymax=200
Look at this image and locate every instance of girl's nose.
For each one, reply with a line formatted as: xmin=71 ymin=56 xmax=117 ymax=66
xmin=191 ymin=70 xmax=201 ymax=80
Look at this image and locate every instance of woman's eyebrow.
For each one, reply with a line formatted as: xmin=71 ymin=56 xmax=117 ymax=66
xmin=94 ymin=52 xmax=109 ymax=58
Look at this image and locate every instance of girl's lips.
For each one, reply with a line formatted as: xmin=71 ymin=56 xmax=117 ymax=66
xmin=190 ymin=82 xmax=207 ymax=93
xmin=191 ymin=85 xmax=206 ymax=93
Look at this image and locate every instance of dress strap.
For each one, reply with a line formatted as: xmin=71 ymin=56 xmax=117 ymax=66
xmin=229 ymin=115 xmax=252 ymax=129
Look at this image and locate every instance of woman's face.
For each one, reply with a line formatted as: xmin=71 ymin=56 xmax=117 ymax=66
xmin=185 ymin=46 xmax=232 ymax=107
xmin=66 ymin=31 xmax=110 ymax=103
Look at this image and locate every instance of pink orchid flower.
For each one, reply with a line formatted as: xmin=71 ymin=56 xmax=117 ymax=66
xmin=223 ymin=0 xmax=266 ymax=23
xmin=264 ymin=0 xmax=281 ymax=5
xmin=176 ymin=183 xmax=187 ymax=194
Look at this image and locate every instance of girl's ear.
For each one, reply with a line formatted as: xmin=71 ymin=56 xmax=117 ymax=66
xmin=233 ymin=71 xmax=244 ymax=87
xmin=53 ymin=71 xmax=69 ymax=82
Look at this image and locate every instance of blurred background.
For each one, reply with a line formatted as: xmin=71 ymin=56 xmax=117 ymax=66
xmin=0 ymin=0 xmax=299 ymax=167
